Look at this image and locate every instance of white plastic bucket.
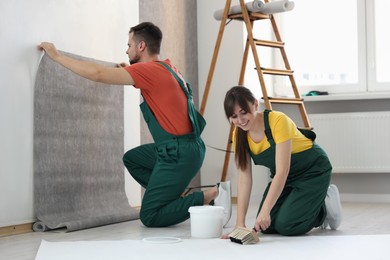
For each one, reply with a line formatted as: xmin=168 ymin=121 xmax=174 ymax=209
xmin=188 ymin=206 xmax=224 ymax=238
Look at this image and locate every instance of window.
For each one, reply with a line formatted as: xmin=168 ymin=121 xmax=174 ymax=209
xmin=368 ymin=0 xmax=390 ymax=91
xmin=272 ymin=0 xmax=389 ymax=96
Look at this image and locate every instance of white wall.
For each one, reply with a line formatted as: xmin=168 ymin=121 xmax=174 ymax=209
xmin=197 ymin=0 xmax=270 ymax=199
xmin=0 ymin=0 xmax=141 ymax=227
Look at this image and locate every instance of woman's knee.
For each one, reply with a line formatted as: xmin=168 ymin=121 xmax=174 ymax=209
xmin=274 ymin=218 xmax=308 ymax=236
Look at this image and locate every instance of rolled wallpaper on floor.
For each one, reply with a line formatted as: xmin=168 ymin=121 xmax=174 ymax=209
xmin=33 ymin=52 xmax=139 ymax=232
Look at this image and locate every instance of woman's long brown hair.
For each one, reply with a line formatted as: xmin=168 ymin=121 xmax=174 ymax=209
xmin=224 ymin=86 xmax=257 ymax=171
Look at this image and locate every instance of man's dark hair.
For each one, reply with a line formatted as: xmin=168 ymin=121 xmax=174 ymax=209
xmin=130 ymin=22 xmax=162 ymax=55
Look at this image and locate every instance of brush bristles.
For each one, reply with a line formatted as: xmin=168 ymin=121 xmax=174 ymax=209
xmin=228 ymin=227 xmax=259 ymax=245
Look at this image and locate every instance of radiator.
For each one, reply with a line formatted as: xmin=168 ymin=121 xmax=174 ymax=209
xmin=308 ymin=112 xmax=390 ymax=173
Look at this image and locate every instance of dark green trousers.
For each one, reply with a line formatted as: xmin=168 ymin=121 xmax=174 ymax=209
xmin=259 ymin=167 xmax=330 ymax=236
xmin=123 ymin=137 xmax=205 ymax=227
xmin=253 ymin=110 xmax=332 ymax=236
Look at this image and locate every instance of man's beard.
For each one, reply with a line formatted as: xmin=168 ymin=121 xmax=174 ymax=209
xmin=129 ymin=54 xmax=141 ymax=65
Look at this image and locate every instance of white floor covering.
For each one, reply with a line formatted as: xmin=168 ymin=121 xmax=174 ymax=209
xmin=3 ymin=202 xmax=390 ymax=260
xmin=35 ymin=234 xmax=390 ymax=260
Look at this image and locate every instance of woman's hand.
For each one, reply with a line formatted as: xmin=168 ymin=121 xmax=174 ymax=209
xmin=220 ymin=225 xmax=247 ymax=239
xmin=255 ymin=209 xmax=271 ymax=232
xmin=220 ymin=233 xmax=230 ymax=239
xmin=38 ymin=42 xmax=60 ymax=61
xmin=220 ymin=228 xmax=235 ymax=239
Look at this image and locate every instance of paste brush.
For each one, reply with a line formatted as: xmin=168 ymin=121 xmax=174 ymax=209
xmin=228 ymin=227 xmax=260 ymax=245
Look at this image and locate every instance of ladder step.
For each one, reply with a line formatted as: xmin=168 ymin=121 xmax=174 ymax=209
xmin=256 ymin=67 xmax=294 ymax=76
xmin=267 ymin=97 xmax=304 ymax=105
xmin=254 ymin=39 xmax=284 ymax=48
xmin=229 ymin=12 xmax=271 ymax=21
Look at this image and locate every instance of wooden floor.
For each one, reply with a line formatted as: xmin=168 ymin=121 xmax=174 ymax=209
xmin=1 ymin=201 xmax=390 ymax=260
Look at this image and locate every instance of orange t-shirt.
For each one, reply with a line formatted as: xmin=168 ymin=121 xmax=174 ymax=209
xmin=124 ymin=59 xmax=192 ymax=135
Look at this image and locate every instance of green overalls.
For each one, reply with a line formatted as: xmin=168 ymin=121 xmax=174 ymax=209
xmin=123 ymin=62 xmax=206 ymax=227
xmin=253 ymin=110 xmax=332 ymax=236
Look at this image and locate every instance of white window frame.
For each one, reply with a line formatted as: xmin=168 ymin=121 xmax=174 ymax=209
xmin=273 ymin=0 xmax=390 ymax=97
xmin=366 ymin=0 xmax=390 ymax=92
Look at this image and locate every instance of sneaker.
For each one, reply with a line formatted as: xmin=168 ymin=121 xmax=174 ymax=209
xmin=324 ymin=184 xmax=342 ymax=230
xmin=320 ymin=217 xmax=329 ymax=229
xmin=214 ymin=181 xmax=232 ymax=227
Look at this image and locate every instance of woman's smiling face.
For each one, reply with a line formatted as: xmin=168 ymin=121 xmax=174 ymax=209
xmin=229 ymin=101 xmax=258 ymax=131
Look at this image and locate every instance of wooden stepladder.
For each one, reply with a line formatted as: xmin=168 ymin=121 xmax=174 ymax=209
xmin=199 ymin=0 xmax=312 ymax=182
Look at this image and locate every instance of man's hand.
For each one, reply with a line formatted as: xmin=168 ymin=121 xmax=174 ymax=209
xmin=38 ymin=42 xmax=60 ymax=61
xmin=118 ymin=62 xmax=129 ymax=68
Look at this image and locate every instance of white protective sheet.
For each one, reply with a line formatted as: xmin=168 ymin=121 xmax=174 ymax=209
xmin=35 ymin=234 xmax=390 ymax=260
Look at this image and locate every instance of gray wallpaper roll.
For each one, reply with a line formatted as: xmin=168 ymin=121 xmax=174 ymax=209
xmin=33 ymin=52 xmax=139 ymax=232
xmin=213 ymin=0 xmax=295 ymax=20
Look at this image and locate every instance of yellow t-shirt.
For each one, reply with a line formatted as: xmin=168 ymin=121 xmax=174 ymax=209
xmin=233 ymin=111 xmax=313 ymax=155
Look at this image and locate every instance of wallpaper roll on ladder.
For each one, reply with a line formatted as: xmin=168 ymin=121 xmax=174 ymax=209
xmin=214 ymin=0 xmax=264 ymax=20
xmin=213 ymin=0 xmax=294 ymax=21
xmin=259 ymin=0 xmax=294 ymax=14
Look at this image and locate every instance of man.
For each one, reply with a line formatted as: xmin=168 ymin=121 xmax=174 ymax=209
xmin=39 ymin=22 xmax=231 ymax=227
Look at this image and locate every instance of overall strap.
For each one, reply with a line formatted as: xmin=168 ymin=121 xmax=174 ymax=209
xmin=263 ymin=109 xmax=275 ymax=146
xmin=157 ymin=61 xmax=206 ymax=136
xmin=157 ymin=61 xmax=192 ymax=99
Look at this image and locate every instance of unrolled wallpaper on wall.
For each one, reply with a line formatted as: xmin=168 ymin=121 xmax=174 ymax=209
xmin=33 ymin=52 xmax=139 ymax=232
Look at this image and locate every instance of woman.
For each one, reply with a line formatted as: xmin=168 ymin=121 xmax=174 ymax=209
xmin=223 ymin=86 xmax=342 ymax=236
